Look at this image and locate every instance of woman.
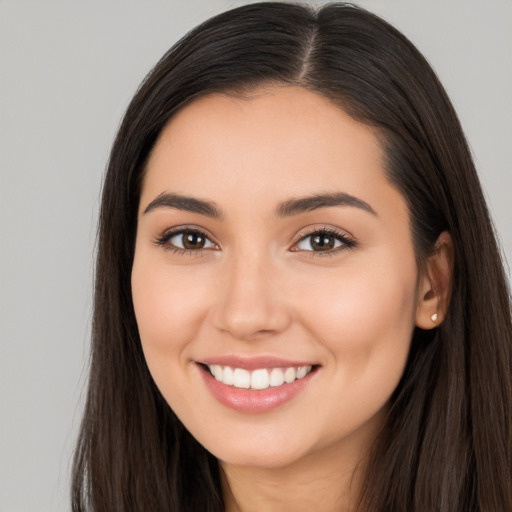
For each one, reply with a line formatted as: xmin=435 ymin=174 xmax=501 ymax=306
xmin=72 ymin=2 xmax=512 ymax=511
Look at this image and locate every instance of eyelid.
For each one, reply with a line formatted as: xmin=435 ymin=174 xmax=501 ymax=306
xmin=153 ymin=224 xmax=356 ymax=256
xmin=154 ymin=225 xmax=220 ymax=253
xmin=290 ymin=226 xmax=356 ymax=255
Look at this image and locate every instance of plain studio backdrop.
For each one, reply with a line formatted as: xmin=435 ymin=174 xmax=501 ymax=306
xmin=0 ymin=1 xmax=510 ymax=511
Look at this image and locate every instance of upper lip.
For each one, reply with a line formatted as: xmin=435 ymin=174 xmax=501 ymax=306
xmin=198 ymin=355 xmax=318 ymax=370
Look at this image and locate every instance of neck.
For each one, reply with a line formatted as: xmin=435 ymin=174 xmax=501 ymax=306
xmin=221 ymin=431 xmax=373 ymax=512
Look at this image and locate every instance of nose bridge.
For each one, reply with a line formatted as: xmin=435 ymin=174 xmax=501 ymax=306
xmin=212 ymin=245 xmax=289 ymax=340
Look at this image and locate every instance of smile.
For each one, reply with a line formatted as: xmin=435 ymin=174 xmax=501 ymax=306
xmin=198 ymin=359 xmax=319 ymax=413
xmin=207 ymin=364 xmax=313 ymax=390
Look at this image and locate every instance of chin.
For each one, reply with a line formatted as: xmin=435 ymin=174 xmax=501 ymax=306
xmin=193 ymin=423 xmax=327 ymax=470
xmin=214 ymin=444 xmax=308 ymax=470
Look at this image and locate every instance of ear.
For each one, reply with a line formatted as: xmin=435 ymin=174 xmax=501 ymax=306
xmin=416 ymin=231 xmax=454 ymax=329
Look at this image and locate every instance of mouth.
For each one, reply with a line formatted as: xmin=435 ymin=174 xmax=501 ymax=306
xmin=202 ymin=363 xmax=316 ymax=390
xmin=196 ymin=360 xmax=319 ymax=413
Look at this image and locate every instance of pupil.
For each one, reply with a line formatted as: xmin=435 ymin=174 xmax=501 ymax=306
xmin=312 ymin=235 xmax=334 ymax=251
xmin=183 ymin=232 xmax=205 ymax=249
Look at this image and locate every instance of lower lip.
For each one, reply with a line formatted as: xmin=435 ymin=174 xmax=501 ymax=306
xmin=198 ymin=364 xmax=317 ymax=414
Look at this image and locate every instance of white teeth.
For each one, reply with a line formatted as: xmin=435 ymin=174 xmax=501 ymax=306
xmin=251 ymin=369 xmax=270 ymax=390
xmin=211 ymin=365 xmax=223 ymax=381
xmin=269 ymin=368 xmax=285 ymax=387
xmin=223 ymin=366 xmax=234 ymax=386
xmin=233 ymin=368 xmax=250 ymax=389
xmin=284 ymin=367 xmax=296 ymax=383
xmin=296 ymin=366 xmax=311 ymax=379
xmin=207 ymin=364 xmax=313 ymax=389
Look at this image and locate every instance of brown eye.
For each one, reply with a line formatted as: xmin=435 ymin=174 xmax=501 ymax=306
xmin=183 ymin=232 xmax=205 ymax=249
xmin=293 ymin=228 xmax=355 ymax=254
xmin=296 ymin=233 xmax=342 ymax=252
xmin=310 ymin=234 xmax=336 ymax=251
xmin=168 ymin=230 xmax=215 ymax=251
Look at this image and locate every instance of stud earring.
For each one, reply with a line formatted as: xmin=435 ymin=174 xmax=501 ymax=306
xmin=430 ymin=313 xmax=438 ymax=323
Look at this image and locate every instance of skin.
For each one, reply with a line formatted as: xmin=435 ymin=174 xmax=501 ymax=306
xmin=131 ymin=85 xmax=451 ymax=511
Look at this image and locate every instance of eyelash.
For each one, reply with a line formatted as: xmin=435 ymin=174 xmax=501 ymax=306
xmin=292 ymin=227 xmax=356 ymax=257
xmin=154 ymin=226 xmax=356 ymax=257
xmin=154 ymin=226 xmax=217 ymax=256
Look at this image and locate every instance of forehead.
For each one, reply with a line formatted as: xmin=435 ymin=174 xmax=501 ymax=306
xmin=141 ymin=85 xmax=400 ymax=218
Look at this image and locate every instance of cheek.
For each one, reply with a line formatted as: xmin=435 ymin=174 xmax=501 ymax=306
xmin=131 ymin=253 xmax=213 ymax=365
xmin=299 ymin=253 xmax=418 ymax=382
xmin=291 ymin=256 xmax=418 ymax=447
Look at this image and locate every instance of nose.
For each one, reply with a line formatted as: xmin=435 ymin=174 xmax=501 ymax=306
xmin=211 ymin=251 xmax=291 ymax=341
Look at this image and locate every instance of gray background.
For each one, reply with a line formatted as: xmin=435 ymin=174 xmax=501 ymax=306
xmin=1 ymin=1 xmax=510 ymax=510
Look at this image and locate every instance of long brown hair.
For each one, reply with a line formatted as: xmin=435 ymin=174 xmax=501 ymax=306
xmin=72 ymin=3 xmax=512 ymax=510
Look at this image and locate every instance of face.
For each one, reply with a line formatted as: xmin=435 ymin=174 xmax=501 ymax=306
xmin=132 ymin=86 xmax=424 ymax=469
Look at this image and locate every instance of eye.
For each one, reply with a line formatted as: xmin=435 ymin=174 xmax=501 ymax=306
xmin=156 ymin=228 xmax=217 ymax=253
xmin=292 ymin=228 xmax=355 ymax=254
xmin=170 ymin=230 xmax=215 ymax=250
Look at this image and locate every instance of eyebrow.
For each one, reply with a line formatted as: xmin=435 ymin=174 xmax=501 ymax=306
xmin=143 ymin=192 xmax=224 ymax=218
xmin=276 ymin=192 xmax=377 ymax=217
xmin=143 ymin=191 xmax=377 ymax=218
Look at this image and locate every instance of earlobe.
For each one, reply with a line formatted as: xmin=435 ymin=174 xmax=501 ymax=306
xmin=415 ymin=231 xmax=454 ymax=329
